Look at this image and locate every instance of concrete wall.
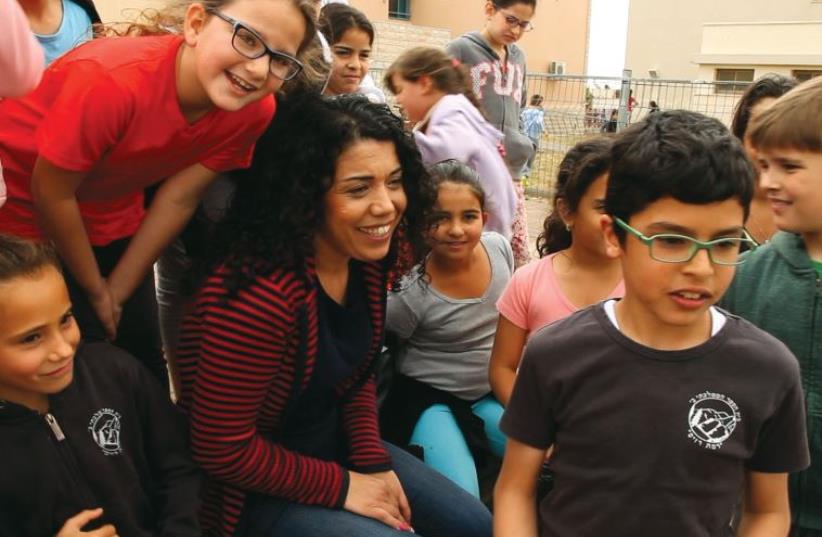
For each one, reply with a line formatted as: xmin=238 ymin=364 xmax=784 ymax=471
xmin=408 ymin=0 xmax=590 ymax=74
xmin=625 ymin=0 xmax=822 ymax=80
xmin=96 ymin=0 xmax=590 ymax=76
xmin=353 ymin=0 xmax=389 ymax=21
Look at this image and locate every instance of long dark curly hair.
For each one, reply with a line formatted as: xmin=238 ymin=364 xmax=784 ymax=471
xmin=535 ymin=136 xmax=613 ymax=257
xmin=207 ymin=92 xmax=436 ymax=294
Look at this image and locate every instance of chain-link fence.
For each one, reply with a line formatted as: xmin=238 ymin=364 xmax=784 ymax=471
xmin=521 ymin=70 xmax=750 ymax=197
xmin=369 ymin=67 xmax=752 ymax=199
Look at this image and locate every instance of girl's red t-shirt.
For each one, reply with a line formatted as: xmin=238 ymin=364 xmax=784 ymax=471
xmin=0 ymin=35 xmax=275 ymax=246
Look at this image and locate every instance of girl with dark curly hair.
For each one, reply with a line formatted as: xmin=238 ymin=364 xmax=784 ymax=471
xmin=175 ymin=93 xmax=492 ymax=537
xmin=490 ymin=136 xmax=623 ymax=406
xmin=382 ymin=160 xmax=514 ymax=498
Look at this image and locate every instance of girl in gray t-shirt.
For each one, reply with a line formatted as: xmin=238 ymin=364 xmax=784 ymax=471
xmin=385 ymin=160 xmax=514 ymax=498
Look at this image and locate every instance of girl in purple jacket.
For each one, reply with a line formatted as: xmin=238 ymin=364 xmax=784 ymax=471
xmin=385 ymin=46 xmax=517 ymax=242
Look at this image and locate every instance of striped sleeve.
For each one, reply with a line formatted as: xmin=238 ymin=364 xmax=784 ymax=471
xmin=341 ymin=376 xmax=392 ymax=473
xmin=187 ymin=275 xmax=349 ymax=508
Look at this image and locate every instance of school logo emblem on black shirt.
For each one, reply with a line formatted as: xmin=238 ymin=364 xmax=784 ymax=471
xmin=687 ymin=391 xmax=741 ymax=450
xmin=88 ymin=408 xmax=123 ymax=456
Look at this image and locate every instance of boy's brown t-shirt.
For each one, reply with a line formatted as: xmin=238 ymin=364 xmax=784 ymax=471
xmin=501 ymin=303 xmax=809 ymax=537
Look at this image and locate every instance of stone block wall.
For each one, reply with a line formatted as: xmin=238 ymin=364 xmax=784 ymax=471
xmin=371 ymin=20 xmax=452 ymax=69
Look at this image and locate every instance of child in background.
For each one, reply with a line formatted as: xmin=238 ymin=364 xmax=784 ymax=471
xmin=521 ymin=93 xmax=544 ymax=177
xmin=0 ymin=234 xmax=201 ymax=537
xmin=0 ymin=0 xmax=315 ymax=384
xmin=602 ymin=109 xmax=618 ymax=133
xmin=495 ymin=110 xmax=809 ymax=537
xmin=383 ymin=160 xmax=513 ymax=498
xmin=385 ymin=46 xmax=517 ymax=241
xmin=319 ymin=3 xmax=382 ymax=100
xmin=0 ymin=0 xmax=45 ymax=98
xmin=447 ymin=0 xmax=537 ymax=267
xmin=721 ymin=75 xmax=822 ymax=537
xmin=730 ymin=73 xmax=798 ymax=246
xmin=18 ymin=0 xmax=100 ymax=65
xmin=489 ymin=136 xmax=622 ymax=406
xmin=1 ymin=0 xmax=46 ymax=211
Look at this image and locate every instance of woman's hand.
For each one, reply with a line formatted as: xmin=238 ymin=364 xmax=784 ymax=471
xmin=56 ymin=508 xmax=119 ymax=537
xmin=344 ymin=470 xmax=414 ymax=532
xmin=371 ymin=470 xmax=412 ymax=525
xmin=88 ymin=284 xmax=119 ymax=341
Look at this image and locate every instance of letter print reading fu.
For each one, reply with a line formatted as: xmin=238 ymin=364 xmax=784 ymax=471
xmin=687 ymin=392 xmax=741 ymax=450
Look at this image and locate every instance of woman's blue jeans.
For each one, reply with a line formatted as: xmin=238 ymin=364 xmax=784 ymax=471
xmin=236 ymin=442 xmax=492 ymax=537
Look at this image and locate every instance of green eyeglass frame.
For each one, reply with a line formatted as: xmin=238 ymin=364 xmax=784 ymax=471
xmin=614 ymin=217 xmax=758 ymax=266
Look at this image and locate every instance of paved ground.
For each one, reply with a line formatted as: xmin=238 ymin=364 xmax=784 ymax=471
xmin=524 ymin=195 xmax=550 ymax=260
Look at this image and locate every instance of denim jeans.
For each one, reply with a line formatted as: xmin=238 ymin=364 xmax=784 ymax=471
xmin=236 ymin=442 xmax=492 ymax=537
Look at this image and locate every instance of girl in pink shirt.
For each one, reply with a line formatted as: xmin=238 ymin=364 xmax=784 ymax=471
xmin=491 ymin=136 xmax=624 ymax=405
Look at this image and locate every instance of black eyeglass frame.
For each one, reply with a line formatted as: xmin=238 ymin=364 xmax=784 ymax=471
xmin=208 ymin=9 xmax=304 ymax=81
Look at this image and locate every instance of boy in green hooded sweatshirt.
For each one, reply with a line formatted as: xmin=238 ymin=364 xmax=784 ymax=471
xmin=721 ymin=75 xmax=822 ymax=537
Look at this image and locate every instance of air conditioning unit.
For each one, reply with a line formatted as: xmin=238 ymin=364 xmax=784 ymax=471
xmin=648 ymin=68 xmax=660 ymax=79
xmin=549 ymin=61 xmax=567 ymax=75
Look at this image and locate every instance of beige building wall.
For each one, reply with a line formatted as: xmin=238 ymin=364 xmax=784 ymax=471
xmin=353 ymin=0 xmax=390 ymax=21
xmin=625 ymin=0 xmax=822 ymax=81
xmin=407 ymin=0 xmax=589 ymax=74
xmin=97 ymin=0 xmax=590 ymax=75
xmin=694 ymin=21 xmax=822 ymax=80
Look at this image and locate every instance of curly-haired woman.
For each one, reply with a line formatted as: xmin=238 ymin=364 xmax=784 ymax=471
xmin=176 ymin=93 xmax=493 ymax=537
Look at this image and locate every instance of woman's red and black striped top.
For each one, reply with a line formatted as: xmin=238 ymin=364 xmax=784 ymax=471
xmin=176 ymin=258 xmax=392 ymax=537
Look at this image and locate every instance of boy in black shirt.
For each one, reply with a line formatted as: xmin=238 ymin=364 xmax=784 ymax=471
xmin=495 ymin=110 xmax=810 ymax=537
xmin=0 ymin=234 xmax=201 ymax=536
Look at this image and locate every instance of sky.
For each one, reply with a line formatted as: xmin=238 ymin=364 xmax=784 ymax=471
xmin=586 ymin=0 xmax=630 ymax=77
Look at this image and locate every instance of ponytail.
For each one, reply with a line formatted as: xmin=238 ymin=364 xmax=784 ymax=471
xmin=385 ymin=46 xmax=485 ymax=115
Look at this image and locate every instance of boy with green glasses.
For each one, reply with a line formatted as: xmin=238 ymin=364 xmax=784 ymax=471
xmin=721 ymin=76 xmax=822 ymax=537
xmin=495 ymin=110 xmax=809 ymax=537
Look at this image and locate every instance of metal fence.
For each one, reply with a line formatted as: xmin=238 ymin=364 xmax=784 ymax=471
xmin=520 ymin=70 xmax=751 ymax=197
xmin=369 ymin=68 xmax=752 ymax=199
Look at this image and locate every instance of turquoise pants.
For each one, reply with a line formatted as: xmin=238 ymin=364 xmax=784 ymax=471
xmin=409 ymin=395 xmax=506 ymax=498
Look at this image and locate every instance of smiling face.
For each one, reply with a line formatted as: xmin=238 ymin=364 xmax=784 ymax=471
xmin=428 ymin=182 xmax=487 ymax=261
xmin=604 ymin=196 xmax=745 ymax=333
xmin=483 ymin=1 xmax=534 ymax=48
xmin=756 ymin=148 xmax=822 ymax=235
xmin=326 ymin=27 xmax=372 ymax=95
xmin=0 ymin=267 xmax=79 ymax=412
xmin=183 ymin=0 xmax=307 ymax=113
xmin=315 ymin=139 xmax=407 ymax=266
